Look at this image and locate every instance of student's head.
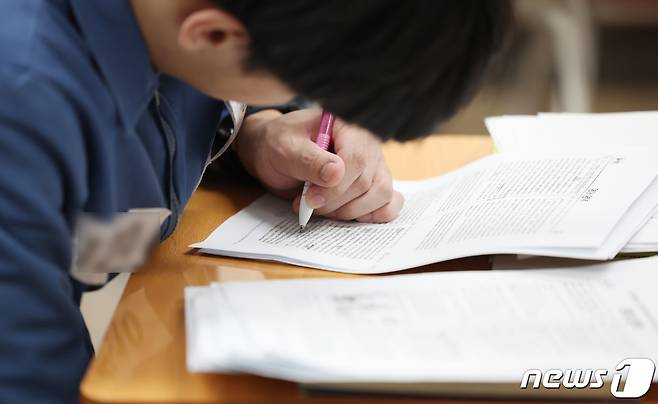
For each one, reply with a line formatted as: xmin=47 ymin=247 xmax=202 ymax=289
xmin=142 ymin=0 xmax=511 ymax=140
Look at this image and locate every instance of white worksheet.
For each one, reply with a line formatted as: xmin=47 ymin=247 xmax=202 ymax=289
xmin=192 ymin=151 xmax=658 ymax=273
xmin=486 ymin=111 xmax=658 ymax=253
xmin=186 ymin=255 xmax=658 ymax=383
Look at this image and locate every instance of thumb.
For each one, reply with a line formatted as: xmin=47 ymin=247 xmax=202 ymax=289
xmin=278 ymin=137 xmax=345 ymax=187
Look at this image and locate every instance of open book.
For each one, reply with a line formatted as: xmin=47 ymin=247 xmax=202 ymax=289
xmin=192 ymin=149 xmax=658 ymax=274
xmin=185 ymin=255 xmax=658 ymax=398
xmin=486 ymin=111 xmax=658 ymax=253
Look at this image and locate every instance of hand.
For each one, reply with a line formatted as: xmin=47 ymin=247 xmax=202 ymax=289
xmin=235 ymin=108 xmax=404 ymax=223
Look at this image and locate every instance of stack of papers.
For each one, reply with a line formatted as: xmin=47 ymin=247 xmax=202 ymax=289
xmin=486 ymin=111 xmax=658 ymax=253
xmin=186 ymin=256 xmax=658 ymax=396
xmin=193 ymin=148 xmax=658 ymax=273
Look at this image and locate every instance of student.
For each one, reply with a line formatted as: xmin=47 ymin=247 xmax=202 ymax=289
xmin=0 ymin=0 xmax=510 ymax=402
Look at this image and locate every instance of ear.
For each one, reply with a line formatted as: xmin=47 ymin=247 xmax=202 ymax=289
xmin=178 ymin=8 xmax=247 ymax=51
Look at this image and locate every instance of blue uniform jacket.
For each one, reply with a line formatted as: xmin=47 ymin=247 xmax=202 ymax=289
xmin=0 ymin=0 xmax=229 ymax=401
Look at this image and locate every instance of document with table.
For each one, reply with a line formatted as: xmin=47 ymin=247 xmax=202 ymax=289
xmin=193 ymin=148 xmax=658 ymax=273
xmin=486 ymin=111 xmax=658 ymax=253
xmin=185 ymin=255 xmax=658 ymax=396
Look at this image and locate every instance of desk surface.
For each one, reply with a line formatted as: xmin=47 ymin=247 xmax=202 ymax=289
xmin=81 ymin=134 xmax=658 ymax=403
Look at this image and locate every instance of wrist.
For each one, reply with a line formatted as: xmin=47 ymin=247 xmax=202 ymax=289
xmin=235 ymin=109 xmax=282 ymax=178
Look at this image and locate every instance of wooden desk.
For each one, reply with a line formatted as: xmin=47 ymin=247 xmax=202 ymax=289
xmin=80 ymin=134 xmax=658 ymax=403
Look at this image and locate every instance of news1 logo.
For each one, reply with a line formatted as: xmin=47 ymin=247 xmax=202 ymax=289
xmin=520 ymin=358 xmax=656 ymax=398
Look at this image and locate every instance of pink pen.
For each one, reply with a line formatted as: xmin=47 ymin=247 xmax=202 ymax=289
xmin=299 ymin=111 xmax=335 ymax=231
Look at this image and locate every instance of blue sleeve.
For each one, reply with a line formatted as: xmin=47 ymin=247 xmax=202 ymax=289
xmin=0 ymin=70 xmax=91 ymax=403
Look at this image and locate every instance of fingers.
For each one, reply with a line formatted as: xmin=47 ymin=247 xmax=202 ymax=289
xmin=310 ymin=161 xmax=377 ymax=214
xmin=356 ymin=191 xmax=405 ymax=223
xmin=293 ymin=158 xmax=405 ymax=224
xmin=294 ymin=190 xmax=405 ymax=223
xmin=269 ymin=134 xmax=345 ymax=188
xmin=329 ymin=162 xmax=394 ymax=220
xmin=305 ymin=123 xmax=379 ymax=211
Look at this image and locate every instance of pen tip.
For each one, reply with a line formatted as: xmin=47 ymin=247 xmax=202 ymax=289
xmin=299 ymin=225 xmax=305 ymax=233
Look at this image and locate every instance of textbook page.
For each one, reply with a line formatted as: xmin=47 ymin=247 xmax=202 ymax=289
xmin=185 ymin=256 xmax=658 ymax=383
xmin=192 ymin=151 xmax=658 ymax=273
xmin=486 ymin=112 xmax=658 ymax=252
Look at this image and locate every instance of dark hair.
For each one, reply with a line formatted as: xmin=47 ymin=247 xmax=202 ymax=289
xmin=214 ymin=1 xmax=511 ymax=141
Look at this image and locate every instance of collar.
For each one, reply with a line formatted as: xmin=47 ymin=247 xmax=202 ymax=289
xmin=70 ymin=0 xmax=160 ymax=128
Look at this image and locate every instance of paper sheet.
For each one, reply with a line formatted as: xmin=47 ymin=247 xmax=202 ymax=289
xmin=186 ymin=255 xmax=658 ymax=383
xmin=486 ymin=111 xmax=658 ymax=253
xmin=192 ymin=151 xmax=658 ymax=273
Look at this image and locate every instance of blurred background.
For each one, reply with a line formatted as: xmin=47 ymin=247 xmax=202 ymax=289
xmin=82 ymin=0 xmax=658 ymax=349
xmin=440 ymin=0 xmax=658 ymax=134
